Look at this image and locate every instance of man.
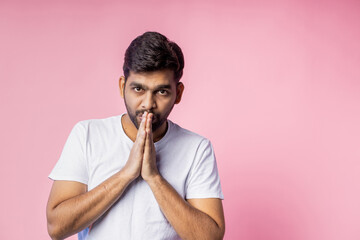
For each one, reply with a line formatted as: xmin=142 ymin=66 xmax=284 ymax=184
xmin=47 ymin=31 xmax=225 ymax=240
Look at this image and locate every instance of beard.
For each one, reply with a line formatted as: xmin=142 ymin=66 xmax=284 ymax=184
xmin=130 ymin=110 xmax=165 ymax=132
xmin=125 ymin=101 xmax=173 ymax=132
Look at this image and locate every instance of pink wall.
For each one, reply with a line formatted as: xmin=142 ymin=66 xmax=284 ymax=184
xmin=1 ymin=0 xmax=359 ymax=239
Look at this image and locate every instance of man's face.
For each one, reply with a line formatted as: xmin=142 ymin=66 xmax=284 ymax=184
xmin=120 ymin=69 xmax=184 ymax=132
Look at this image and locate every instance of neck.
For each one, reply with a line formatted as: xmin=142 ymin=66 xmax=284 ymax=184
xmin=121 ymin=114 xmax=167 ymax=142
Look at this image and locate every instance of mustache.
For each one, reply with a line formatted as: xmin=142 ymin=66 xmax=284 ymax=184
xmin=135 ymin=110 xmax=160 ymax=120
xmin=136 ymin=110 xmax=154 ymax=115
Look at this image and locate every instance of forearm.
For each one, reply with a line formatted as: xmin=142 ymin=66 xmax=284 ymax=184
xmin=47 ymin=169 xmax=133 ymax=240
xmin=146 ymin=175 xmax=224 ymax=240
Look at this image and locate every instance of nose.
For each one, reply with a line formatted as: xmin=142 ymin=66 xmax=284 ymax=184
xmin=141 ymin=92 xmax=156 ymax=110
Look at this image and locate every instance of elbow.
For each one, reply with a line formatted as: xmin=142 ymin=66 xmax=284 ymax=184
xmin=47 ymin=225 xmax=59 ymax=240
xmin=47 ymin=211 xmax=80 ymax=240
xmin=214 ymin=221 xmax=225 ymax=240
xmin=196 ymin=224 xmax=225 ymax=240
xmin=214 ymin=229 xmax=225 ymax=240
xmin=218 ymin=229 xmax=225 ymax=240
xmin=47 ymin=204 xmax=61 ymax=240
xmin=47 ymin=213 xmax=67 ymax=240
xmin=47 ymin=221 xmax=63 ymax=240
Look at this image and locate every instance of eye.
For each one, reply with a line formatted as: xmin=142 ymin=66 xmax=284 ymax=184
xmin=133 ymin=87 xmax=142 ymax=92
xmin=157 ymin=90 xmax=168 ymax=95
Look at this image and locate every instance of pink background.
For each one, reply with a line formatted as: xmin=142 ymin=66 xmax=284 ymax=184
xmin=1 ymin=0 xmax=359 ymax=239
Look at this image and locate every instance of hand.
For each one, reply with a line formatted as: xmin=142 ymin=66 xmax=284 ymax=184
xmin=141 ymin=113 xmax=160 ymax=182
xmin=122 ymin=112 xmax=148 ymax=181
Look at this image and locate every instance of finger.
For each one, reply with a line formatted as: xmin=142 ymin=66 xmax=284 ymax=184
xmin=144 ymin=127 xmax=150 ymax=157
xmin=137 ymin=111 xmax=147 ymax=136
xmin=148 ymin=114 xmax=154 ymax=144
xmin=146 ymin=113 xmax=153 ymax=134
xmin=144 ymin=114 xmax=153 ymax=155
xmin=136 ymin=112 xmax=147 ymax=143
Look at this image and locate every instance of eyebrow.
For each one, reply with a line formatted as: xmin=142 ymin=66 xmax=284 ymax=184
xmin=129 ymin=82 xmax=172 ymax=90
xmin=155 ymin=84 xmax=172 ymax=89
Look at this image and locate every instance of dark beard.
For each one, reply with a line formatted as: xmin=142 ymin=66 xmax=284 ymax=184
xmin=126 ymin=108 xmax=165 ymax=132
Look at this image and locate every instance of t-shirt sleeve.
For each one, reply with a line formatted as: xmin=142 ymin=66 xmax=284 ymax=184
xmin=186 ymin=139 xmax=224 ymax=200
xmin=48 ymin=121 xmax=89 ymax=184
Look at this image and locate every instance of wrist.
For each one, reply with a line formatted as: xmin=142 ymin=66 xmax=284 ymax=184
xmin=119 ymin=168 xmax=138 ymax=183
xmin=143 ymin=173 xmax=162 ymax=185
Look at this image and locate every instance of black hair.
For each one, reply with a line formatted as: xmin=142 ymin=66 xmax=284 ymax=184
xmin=123 ymin=31 xmax=184 ymax=83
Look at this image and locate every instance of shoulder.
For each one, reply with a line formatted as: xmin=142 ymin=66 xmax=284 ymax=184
xmin=71 ymin=115 xmax=122 ymax=140
xmin=76 ymin=115 xmax=122 ymax=131
xmin=167 ymin=120 xmax=212 ymax=148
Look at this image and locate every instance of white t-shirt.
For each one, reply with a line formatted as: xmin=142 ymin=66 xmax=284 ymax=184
xmin=49 ymin=114 xmax=224 ymax=240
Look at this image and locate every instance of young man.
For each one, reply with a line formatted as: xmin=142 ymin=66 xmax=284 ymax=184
xmin=47 ymin=32 xmax=225 ymax=240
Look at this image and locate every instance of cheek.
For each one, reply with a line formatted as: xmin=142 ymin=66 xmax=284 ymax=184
xmin=158 ymin=97 xmax=176 ymax=111
xmin=125 ymin=93 xmax=140 ymax=107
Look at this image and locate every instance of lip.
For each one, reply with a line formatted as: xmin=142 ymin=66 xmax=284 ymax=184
xmin=137 ymin=113 xmax=156 ymax=122
xmin=137 ymin=114 xmax=146 ymax=121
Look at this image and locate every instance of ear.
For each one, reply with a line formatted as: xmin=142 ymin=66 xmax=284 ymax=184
xmin=119 ymin=76 xmax=126 ymax=98
xmin=175 ymin=82 xmax=184 ymax=104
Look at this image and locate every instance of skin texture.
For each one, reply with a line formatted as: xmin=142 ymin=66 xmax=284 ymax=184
xmin=46 ymin=69 xmax=225 ymax=240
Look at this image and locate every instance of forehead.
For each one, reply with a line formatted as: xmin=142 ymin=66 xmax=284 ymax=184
xmin=126 ymin=69 xmax=176 ymax=88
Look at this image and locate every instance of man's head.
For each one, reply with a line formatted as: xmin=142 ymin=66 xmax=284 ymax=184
xmin=123 ymin=31 xmax=184 ymax=83
xmin=120 ymin=32 xmax=185 ymax=133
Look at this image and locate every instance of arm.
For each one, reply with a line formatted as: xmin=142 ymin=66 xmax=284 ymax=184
xmin=147 ymin=176 xmax=225 ymax=240
xmin=46 ymin=171 xmax=133 ymax=240
xmin=46 ymin=113 xmax=149 ymax=240
xmin=141 ymin=114 xmax=225 ymax=240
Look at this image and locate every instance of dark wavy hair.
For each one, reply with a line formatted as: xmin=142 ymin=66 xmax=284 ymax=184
xmin=123 ymin=32 xmax=184 ymax=83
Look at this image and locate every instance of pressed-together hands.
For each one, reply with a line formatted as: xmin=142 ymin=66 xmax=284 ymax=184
xmin=123 ymin=112 xmax=159 ymax=182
